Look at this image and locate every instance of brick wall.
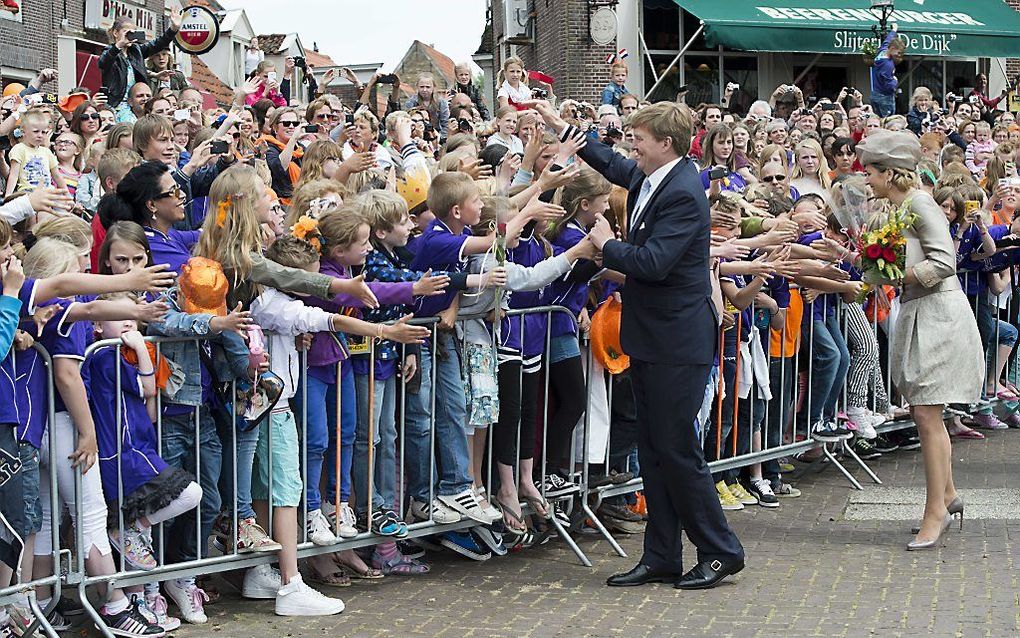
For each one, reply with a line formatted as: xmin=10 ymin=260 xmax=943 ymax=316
xmin=1 ymin=0 xmax=167 ymax=92
xmin=394 ymin=47 xmax=450 ymax=92
xmin=492 ymin=0 xmax=617 ymax=106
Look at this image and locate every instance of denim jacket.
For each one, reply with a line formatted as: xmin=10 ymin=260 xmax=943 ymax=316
xmin=147 ymin=288 xmax=249 ymax=406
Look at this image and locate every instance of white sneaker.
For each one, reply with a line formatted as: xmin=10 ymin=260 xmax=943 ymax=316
xmin=163 ymin=578 xmax=208 ymax=624
xmin=846 ymin=408 xmax=877 ymax=439
xmin=274 ymin=575 xmax=344 ymax=617
xmin=321 ymin=502 xmax=359 ymax=538
xmin=145 ymin=593 xmax=181 ymax=631
xmin=409 ymin=497 xmax=462 ymax=524
xmin=242 ymin=563 xmax=282 ymax=599
xmin=438 ymin=488 xmax=492 ymax=524
xmin=306 ymin=509 xmax=340 ymax=546
xmin=475 ymin=487 xmax=502 ymax=524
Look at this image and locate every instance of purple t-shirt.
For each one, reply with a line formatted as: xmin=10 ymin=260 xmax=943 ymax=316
xmin=34 ymin=298 xmax=90 ymax=415
xmin=145 ymin=227 xmax=200 ymax=276
xmin=409 ymin=218 xmax=468 ymax=318
xmin=797 ymin=231 xmax=839 ymax=321
xmin=545 ymin=222 xmax=591 ymax=340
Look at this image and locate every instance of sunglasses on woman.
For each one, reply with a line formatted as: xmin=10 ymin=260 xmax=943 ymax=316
xmin=154 ymin=185 xmax=186 ymax=200
xmin=80 ymin=113 xmax=102 ymax=121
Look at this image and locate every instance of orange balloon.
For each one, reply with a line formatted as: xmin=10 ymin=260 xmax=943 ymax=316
xmin=590 ymin=296 xmax=629 ymax=375
xmin=2 ymin=83 xmax=25 ymax=98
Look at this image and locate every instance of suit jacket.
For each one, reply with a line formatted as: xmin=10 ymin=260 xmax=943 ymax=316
xmin=577 ymin=132 xmax=717 ymax=365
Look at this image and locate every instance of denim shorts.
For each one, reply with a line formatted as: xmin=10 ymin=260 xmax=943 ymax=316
xmin=252 ymin=409 xmax=303 ymax=508
xmin=19 ymin=443 xmax=41 ymax=536
xmin=548 ymin=334 xmax=581 ymax=365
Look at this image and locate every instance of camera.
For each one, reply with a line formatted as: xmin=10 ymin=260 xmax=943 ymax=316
xmin=457 ymin=118 xmax=472 ymax=132
xmin=946 ymin=93 xmax=959 ymax=103
xmin=709 ymin=166 xmax=728 ymax=181
xmin=293 ymin=56 xmax=306 ymax=70
xmin=210 ymin=140 xmax=229 ymax=155
xmin=304 ymin=124 xmax=319 ymax=134
xmin=345 ymin=111 xmax=355 ymax=126
xmin=726 ymin=82 xmax=739 ymax=92
xmin=127 ymin=30 xmax=146 ymax=43
xmin=605 ymin=126 xmax=623 ymax=139
xmin=799 ymin=108 xmax=814 ymax=117
xmin=532 ymin=88 xmax=548 ymax=99
xmin=376 ymin=73 xmax=398 ymax=84
xmin=587 ymin=123 xmax=599 ymax=134
xmin=969 ymin=95 xmax=981 ymax=105
xmin=821 ymin=103 xmax=837 ymax=110
xmin=173 ymin=109 xmax=190 ymax=122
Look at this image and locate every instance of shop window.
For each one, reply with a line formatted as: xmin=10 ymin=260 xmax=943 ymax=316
xmin=722 ymin=56 xmax=758 ymax=114
xmin=911 ymin=60 xmax=946 ymax=102
xmin=683 ymin=55 xmax=719 ymax=106
xmin=645 ymin=53 xmax=685 ymax=103
xmin=946 ymin=60 xmax=979 ymax=96
xmin=642 ymin=0 xmax=679 ymax=51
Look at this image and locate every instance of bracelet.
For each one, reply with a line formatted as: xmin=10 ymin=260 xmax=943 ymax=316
xmin=376 ymin=324 xmax=385 ymax=341
xmin=138 ymin=370 xmax=155 ymax=377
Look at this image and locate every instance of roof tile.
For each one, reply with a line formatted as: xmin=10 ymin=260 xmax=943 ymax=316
xmin=188 ymin=57 xmax=234 ymax=107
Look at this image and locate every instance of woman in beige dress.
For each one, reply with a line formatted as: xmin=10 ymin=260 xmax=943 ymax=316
xmin=857 ymin=131 xmax=984 ymax=550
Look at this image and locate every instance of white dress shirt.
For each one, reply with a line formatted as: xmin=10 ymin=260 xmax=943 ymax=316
xmin=630 ymin=157 xmax=683 ymax=233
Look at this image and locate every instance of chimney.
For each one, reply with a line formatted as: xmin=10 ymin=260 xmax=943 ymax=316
xmin=314 ymin=41 xmax=319 ymax=52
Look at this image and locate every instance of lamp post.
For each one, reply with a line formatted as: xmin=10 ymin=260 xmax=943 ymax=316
xmin=870 ymin=0 xmax=895 ymax=38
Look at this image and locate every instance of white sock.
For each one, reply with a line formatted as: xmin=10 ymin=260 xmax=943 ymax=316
xmin=103 ymin=596 xmax=130 ymax=615
xmin=36 ymin=596 xmax=51 ymax=610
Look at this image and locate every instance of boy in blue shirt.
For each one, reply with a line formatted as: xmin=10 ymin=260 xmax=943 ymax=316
xmin=601 ymin=61 xmax=630 ymax=108
xmin=407 ymin=172 xmax=501 ymax=537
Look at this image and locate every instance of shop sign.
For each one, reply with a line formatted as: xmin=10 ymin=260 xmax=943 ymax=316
xmin=833 ymin=31 xmax=957 ymax=56
xmin=174 ymin=5 xmax=220 ymax=55
xmin=85 ymin=0 xmax=156 ymax=38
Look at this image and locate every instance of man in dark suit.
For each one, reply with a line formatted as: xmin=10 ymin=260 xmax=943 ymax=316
xmin=528 ymin=99 xmax=744 ymax=590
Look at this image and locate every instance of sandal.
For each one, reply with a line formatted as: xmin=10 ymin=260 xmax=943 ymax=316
xmin=333 ymin=553 xmax=384 ymax=580
xmin=951 ymin=427 xmax=986 ymax=440
xmin=493 ymin=496 xmax=531 ymax=545
xmin=522 ymin=495 xmax=551 ymax=520
xmin=304 ymin=565 xmax=352 ymax=588
xmin=371 ymin=550 xmax=430 ymax=575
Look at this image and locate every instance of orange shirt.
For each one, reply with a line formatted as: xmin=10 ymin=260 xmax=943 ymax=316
xmin=770 ymin=288 xmax=803 ymax=358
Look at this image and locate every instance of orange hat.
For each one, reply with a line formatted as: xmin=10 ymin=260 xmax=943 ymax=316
xmin=2 ymin=83 xmax=24 ymax=98
xmin=397 ymin=166 xmax=430 ymax=213
xmin=57 ymin=92 xmax=89 ymax=113
xmin=179 ymin=257 xmax=229 ymax=316
xmin=590 ymin=296 xmax=629 ymax=375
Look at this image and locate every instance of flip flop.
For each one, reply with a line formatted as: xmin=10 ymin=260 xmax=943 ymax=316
xmin=304 ymin=567 xmax=351 ymax=588
xmin=951 ymin=428 xmax=986 ymax=440
xmin=332 ymin=554 xmax=384 ymax=580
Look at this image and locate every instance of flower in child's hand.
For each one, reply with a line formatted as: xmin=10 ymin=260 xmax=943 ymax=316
xmin=882 ymin=246 xmax=897 ymax=262
xmin=865 ymin=244 xmax=883 ymax=260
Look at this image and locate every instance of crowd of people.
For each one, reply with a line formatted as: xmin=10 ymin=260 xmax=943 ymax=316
xmin=0 ymin=12 xmax=1016 ymax=635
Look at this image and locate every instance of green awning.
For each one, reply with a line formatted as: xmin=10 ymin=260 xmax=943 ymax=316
xmin=673 ymin=0 xmax=1020 ymax=57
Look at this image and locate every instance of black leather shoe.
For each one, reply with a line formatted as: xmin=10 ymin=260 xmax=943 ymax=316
xmin=606 ymin=563 xmax=679 ymax=587
xmin=674 ymin=558 xmax=744 ymax=590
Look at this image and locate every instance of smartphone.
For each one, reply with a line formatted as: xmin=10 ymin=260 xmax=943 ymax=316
xmin=173 ymin=109 xmax=190 ymax=122
xmin=210 ymin=140 xmax=229 ymax=155
xmin=128 ymin=30 xmax=146 ymax=43
xmin=377 ymin=74 xmax=398 ymax=84
xmin=963 ymin=200 xmax=980 ymax=214
xmin=267 ymin=71 xmax=277 ymax=83
xmin=822 ymin=103 xmax=837 ymax=110
xmin=99 ymin=86 xmax=109 ymax=96
xmin=345 ymin=112 xmax=355 ymax=126
xmin=304 ymin=124 xmax=319 ymax=134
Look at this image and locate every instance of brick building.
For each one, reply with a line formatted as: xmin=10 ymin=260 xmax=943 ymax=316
xmin=392 ymin=40 xmax=458 ymax=93
xmin=488 ymin=0 xmax=1020 ymax=110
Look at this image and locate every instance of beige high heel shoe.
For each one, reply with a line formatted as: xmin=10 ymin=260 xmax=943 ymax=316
xmin=906 ymin=514 xmax=952 ymax=551
xmin=910 ymin=496 xmax=964 ymax=534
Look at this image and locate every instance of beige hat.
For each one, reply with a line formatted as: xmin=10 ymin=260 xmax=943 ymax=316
xmin=856 ymin=130 xmax=921 ymax=171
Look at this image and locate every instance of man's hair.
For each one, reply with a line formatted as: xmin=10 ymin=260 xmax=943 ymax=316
xmin=427 ymin=172 xmax=478 ymax=219
xmin=98 ymin=148 xmax=143 ymax=188
xmin=619 ymin=93 xmax=639 ymax=107
xmin=355 ymin=189 xmax=408 ymax=234
xmin=266 ymin=234 xmax=320 ymax=270
xmin=132 ymin=114 xmax=173 ymax=156
xmin=628 ymin=101 xmax=694 ymax=157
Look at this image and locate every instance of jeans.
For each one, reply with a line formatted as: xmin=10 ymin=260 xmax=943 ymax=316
xmin=0 ymin=424 xmax=25 ymax=569
xmin=871 ymin=92 xmax=896 ymax=118
xmin=216 ymin=413 xmax=259 ymax=521
xmin=353 ymin=373 xmax=397 ymax=514
xmin=294 ymin=369 xmax=356 ymax=510
xmin=403 ymin=336 xmax=473 ymax=502
xmin=762 ymin=356 xmax=795 ymax=485
xmin=801 ymin=313 xmax=850 ymax=427
xmin=162 ymin=408 xmax=222 ymax=561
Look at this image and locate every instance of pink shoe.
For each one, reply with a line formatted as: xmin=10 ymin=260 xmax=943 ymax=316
xmin=1006 ymin=412 xmax=1020 ymax=429
xmin=971 ymin=413 xmax=1008 ymax=430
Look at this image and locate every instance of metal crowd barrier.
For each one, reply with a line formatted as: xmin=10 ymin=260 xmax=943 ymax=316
xmin=2 ymin=283 xmax=1015 ymax=635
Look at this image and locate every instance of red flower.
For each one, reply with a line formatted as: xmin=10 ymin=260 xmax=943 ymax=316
xmin=865 ymin=244 xmax=883 ymax=259
xmin=882 ymin=247 xmax=897 ymax=262
xmin=497 ymin=223 xmax=507 ymax=234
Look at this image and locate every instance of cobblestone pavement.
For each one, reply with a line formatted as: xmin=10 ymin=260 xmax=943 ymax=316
xmin=82 ymin=430 xmax=1020 ymax=638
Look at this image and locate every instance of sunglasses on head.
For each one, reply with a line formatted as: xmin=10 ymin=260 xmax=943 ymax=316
xmin=761 ymin=175 xmax=786 ymax=183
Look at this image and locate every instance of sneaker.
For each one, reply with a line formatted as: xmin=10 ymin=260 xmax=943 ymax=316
xmin=778 ymin=458 xmax=795 ymax=473
xmin=597 ymin=501 xmax=643 ymax=523
xmin=98 ymin=598 xmax=165 ymax=637
xmin=872 ymin=434 xmax=899 ymax=454
xmin=109 ymin=523 xmax=157 ymax=571
xmin=162 ymin=578 xmax=208 ymax=625
xmin=1006 ymin=412 xmax=1020 ymax=428
xmin=408 ymin=498 xmax=462 ymax=524
xmin=322 ymin=501 xmax=359 ymax=538
xmin=811 ymin=421 xmax=851 ymax=443
xmin=471 ymin=527 xmax=507 ymax=556
xmin=438 ymin=488 xmax=492 ymax=524
xmin=242 ymin=563 xmax=282 ymax=599
xmin=144 ymin=594 xmax=180 ymax=632
xmin=438 ymin=531 xmax=491 ymax=561
xmin=747 ymin=478 xmax=779 ymax=508
xmin=396 ymin=539 xmax=426 ymax=559
xmin=44 ymin=608 xmax=71 ymax=631
xmin=239 ymin=517 xmax=282 ymax=552
xmin=727 ymin=482 xmax=758 ymax=506
xmin=475 ymin=487 xmax=502 ymax=523
xmin=847 ymin=408 xmax=878 ymax=439
xmin=274 ymin=575 xmax=344 ymax=617
xmin=850 ymin=437 xmax=882 ymax=460
xmin=716 ymin=480 xmax=744 ymax=511
xmin=772 ymin=481 xmax=802 ymax=498
xmin=537 ymin=473 xmax=578 ymax=497
xmin=54 ymin=597 xmax=84 ymax=618
xmin=306 ymin=509 xmax=340 ymax=546
xmin=971 ymin=413 xmax=1008 ymax=430
xmin=602 ymin=515 xmax=645 ymax=534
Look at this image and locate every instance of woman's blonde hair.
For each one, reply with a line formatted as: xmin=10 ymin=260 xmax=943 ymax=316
xmin=23 ymin=237 xmax=80 ymax=279
xmin=354 ymin=109 xmax=380 ymax=135
xmin=867 ymin=162 xmax=921 ymax=192
xmin=33 ymin=215 xmax=92 ymax=254
xmin=497 ymin=56 xmax=526 ymax=87
xmin=318 ymin=208 xmax=369 ymax=252
xmin=195 ymin=165 xmax=266 ymax=281
xmin=549 ymin=166 xmax=612 ymax=238
xmin=756 ymin=143 xmax=791 ymax=176
xmin=910 ymin=86 xmax=932 ymax=109
xmin=285 ymin=178 xmax=347 ymax=231
xmin=790 ymin=139 xmax=832 ymax=189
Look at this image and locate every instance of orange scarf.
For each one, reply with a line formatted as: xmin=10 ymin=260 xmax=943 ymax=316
xmin=122 ymin=343 xmax=173 ymax=391
xmin=261 ymin=134 xmax=302 ymax=205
